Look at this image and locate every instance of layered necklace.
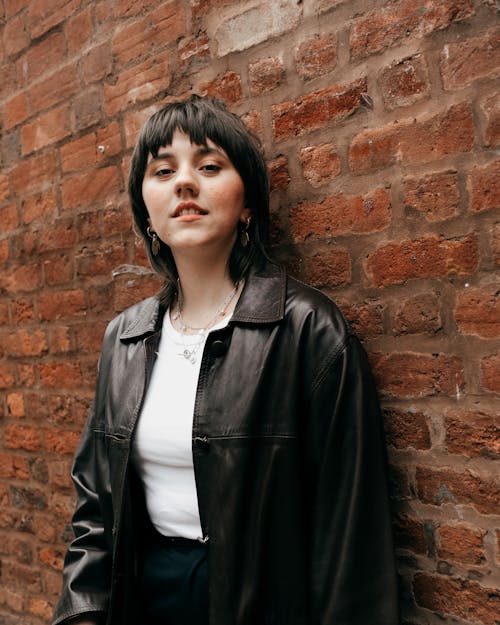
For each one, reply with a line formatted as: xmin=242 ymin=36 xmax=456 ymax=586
xmin=171 ymin=279 xmax=241 ymax=364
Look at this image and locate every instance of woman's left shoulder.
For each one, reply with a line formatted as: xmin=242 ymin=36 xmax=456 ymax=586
xmin=285 ymin=274 xmax=350 ymax=330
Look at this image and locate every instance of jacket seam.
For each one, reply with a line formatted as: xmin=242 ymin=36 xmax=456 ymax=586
xmin=309 ymin=334 xmax=351 ymax=398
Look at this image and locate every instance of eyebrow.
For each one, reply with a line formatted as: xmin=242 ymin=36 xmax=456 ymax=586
xmin=148 ymin=145 xmax=225 ymax=163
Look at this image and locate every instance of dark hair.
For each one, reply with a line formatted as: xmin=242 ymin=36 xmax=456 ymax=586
xmin=128 ymin=95 xmax=270 ymax=305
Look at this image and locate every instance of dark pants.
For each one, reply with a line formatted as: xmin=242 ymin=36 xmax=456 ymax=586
xmin=138 ymin=530 xmax=209 ymax=625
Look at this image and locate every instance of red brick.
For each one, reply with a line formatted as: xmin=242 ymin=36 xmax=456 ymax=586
xmin=5 ymin=0 xmax=31 ymax=17
xmin=416 ymin=466 xmax=500 ymax=515
xmin=0 ymin=63 xmax=17 ymax=100
xmin=81 ymin=41 xmax=113 ymax=84
xmin=43 ymin=255 xmax=75 ymax=286
xmin=455 ymin=284 xmax=499 ymax=338
xmin=372 ymin=352 xmax=464 ymax=399
xmin=113 ymin=273 xmax=162 ymax=312
xmin=50 ymin=325 xmax=73 ymax=354
xmin=0 ymin=174 xmax=9 ymax=202
xmin=384 ymin=408 xmax=431 ymax=450
xmin=480 ymin=93 xmax=500 ymax=147
xmin=38 ymin=289 xmax=86 ymax=321
xmin=403 ymin=170 xmax=460 ymax=222
xmin=378 ymin=54 xmax=430 ymax=110
xmin=272 ymin=77 xmax=367 ymax=141
xmin=61 ymin=167 xmax=120 ymax=211
xmin=467 ymin=159 xmax=500 ymax=213
xmin=337 ymin=301 xmax=384 ymax=339
xmin=493 ymin=223 xmax=500 ymax=268
xmin=393 ymin=293 xmax=442 ymax=335
xmin=481 ymin=353 xmax=500 ymax=393
xmin=291 ymin=187 xmax=391 ymax=242
xmin=43 ymin=428 xmax=80 ymax=456
xmin=394 ymin=514 xmax=428 ymax=555
xmin=104 ymin=51 xmax=171 ymax=116
xmin=28 ymin=595 xmax=54 ymax=619
xmin=103 ymin=204 xmax=133 ymax=236
xmin=302 ymin=247 xmax=351 ymax=289
xmin=61 ymin=122 xmax=121 ymax=172
xmin=65 ymin=6 xmax=92 ymax=55
xmin=5 ymin=425 xmax=41 ymax=452
xmin=268 ymin=155 xmax=290 ymax=191
xmin=38 ymin=361 xmax=82 ymax=389
xmin=295 ymin=33 xmax=336 ymax=81
xmin=73 ymin=84 xmax=103 ymax=130
xmin=10 ymin=297 xmax=35 ymax=324
xmin=350 ymin=0 xmax=474 ymax=60
xmin=76 ymin=211 xmax=101 ymax=241
xmin=48 ymin=393 xmax=92 ymax=427
xmin=21 ymin=31 xmax=66 ymax=83
xmin=445 ymin=410 xmax=499 ymax=459
xmin=3 ymin=13 xmax=30 ymax=57
xmin=18 ymin=363 xmax=36 ymax=387
xmin=440 ymin=29 xmax=500 ymax=91
xmin=38 ymin=547 xmax=64 ymax=572
xmin=0 ymin=263 xmax=41 ymax=293
xmin=21 ymin=105 xmax=71 ymax=155
xmin=178 ymin=33 xmax=211 ymax=70
xmin=123 ymin=105 xmax=158 ymax=149
xmin=25 ymin=218 xmax=77 ymax=254
xmin=241 ymin=110 xmax=262 ymax=137
xmin=0 ymin=203 xmax=19 ymax=231
xmin=0 ymin=240 xmax=9 ymax=265
xmin=6 ymin=392 xmax=25 ymax=418
xmin=2 ymin=329 xmax=48 ymax=357
xmin=365 ymin=234 xmax=478 ymax=287
xmin=349 ymin=103 xmax=474 ymax=173
xmin=299 ymin=143 xmax=341 ymax=188
xmin=2 ymin=559 xmax=42 ymax=590
xmin=200 ymin=71 xmax=243 ymax=106
xmin=11 ymin=150 xmax=58 ymax=195
xmin=112 ymin=0 xmax=185 ymax=66
xmin=76 ymin=241 xmax=127 ymax=277
xmin=27 ymin=0 xmax=82 ymax=39
xmin=4 ymin=92 xmax=28 ymax=129
xmin=413 ymin=573 xmax=500 ymax=625
xmin=248 ymin=56 xmax=285 ymax=96
xmin=114 ymin=0 xmax=159 ymax=16
xmin=27 ymin=62 xmax=79 ymax=115
xmin=21 ymin=189 xmax=57 ymax=224
xmin=0 ymin=454 xmax=29 ymax=480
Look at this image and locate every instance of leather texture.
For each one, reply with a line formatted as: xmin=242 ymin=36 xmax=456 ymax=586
xmin=52 ymin=261 xmax=399 ymax=625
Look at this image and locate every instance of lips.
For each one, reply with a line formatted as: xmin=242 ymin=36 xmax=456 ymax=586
xmin=172 ymin=202 xmax=208 ymax=218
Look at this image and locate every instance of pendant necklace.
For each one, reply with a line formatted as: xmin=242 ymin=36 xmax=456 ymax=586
xmin=172 ymin=280 xmax=241 ymax=364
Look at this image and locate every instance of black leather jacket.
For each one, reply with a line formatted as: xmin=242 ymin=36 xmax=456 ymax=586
xmin=53 ymin=261 xmax=399 ymax=625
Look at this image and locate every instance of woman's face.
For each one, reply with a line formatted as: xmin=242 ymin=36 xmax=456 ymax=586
xmin=142 ymin=130 xmax=250 ymax=260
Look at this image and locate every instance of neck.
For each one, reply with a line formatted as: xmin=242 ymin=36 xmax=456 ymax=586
xmin=172 ymin=253 xmax=241 ymax=331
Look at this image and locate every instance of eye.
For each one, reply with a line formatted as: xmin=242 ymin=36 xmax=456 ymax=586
xmin=154 ymin=167 xmax=174 ymax=177
xmin=200 ymin=163 xmax=221 ymax=173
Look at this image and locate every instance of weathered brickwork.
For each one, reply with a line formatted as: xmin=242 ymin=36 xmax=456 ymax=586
xmin=0 ymin=1 xmax=499 ymax=623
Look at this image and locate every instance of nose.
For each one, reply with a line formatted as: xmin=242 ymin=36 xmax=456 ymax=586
xmin=174 ymin=164 xmax=199 ymax=197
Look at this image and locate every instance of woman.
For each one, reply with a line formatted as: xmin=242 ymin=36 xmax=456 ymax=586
xmin=53 ymin=95 xmax=399 ymax=625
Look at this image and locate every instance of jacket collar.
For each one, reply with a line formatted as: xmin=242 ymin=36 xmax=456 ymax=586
xmin=119 ymin=260 xmax=286 ymax=340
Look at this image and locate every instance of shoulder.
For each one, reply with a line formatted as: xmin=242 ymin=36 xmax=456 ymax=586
xmin=103 ymin=295 xmax=161 ymax=345
xmin=284 ymin=274 xmax=353 ymax=346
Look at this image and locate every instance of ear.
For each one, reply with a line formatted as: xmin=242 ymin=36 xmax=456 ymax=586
xmin=240 ymin=207 xmax=251 ymax=223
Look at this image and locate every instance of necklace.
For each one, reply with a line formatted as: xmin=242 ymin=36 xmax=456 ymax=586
xmin=171 ymin=280 xmax=240 ymax=364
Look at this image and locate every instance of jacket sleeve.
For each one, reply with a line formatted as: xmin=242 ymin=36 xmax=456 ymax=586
xmin=52 ymin=378 xmax=111 ymax=625
xmin=307 ymin=333 xmax=399 ymax=625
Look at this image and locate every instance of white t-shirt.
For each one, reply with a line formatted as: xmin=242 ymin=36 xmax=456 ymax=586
xmin=132 ymin=309 xmax=229 ymax=539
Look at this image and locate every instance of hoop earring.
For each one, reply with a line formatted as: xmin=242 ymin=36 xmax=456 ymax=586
xmin=240 ymin=217 xmax=251 ymax=248
xmin=147 ymin=226 xmax=160 ymax=256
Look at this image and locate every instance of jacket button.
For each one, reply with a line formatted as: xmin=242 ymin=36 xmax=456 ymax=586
xmin=210 ymin=340 xmax=227 ymax=357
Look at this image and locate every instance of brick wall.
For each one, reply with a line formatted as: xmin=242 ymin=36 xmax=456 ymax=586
xmin=0 ymin=0 xmax=499 ymax=623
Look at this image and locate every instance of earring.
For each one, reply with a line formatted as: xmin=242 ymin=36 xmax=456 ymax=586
xmin=147 ymin=226 xmax=160 ymax=256
xmin=240 ymin=217 xmax=251 ymax=248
